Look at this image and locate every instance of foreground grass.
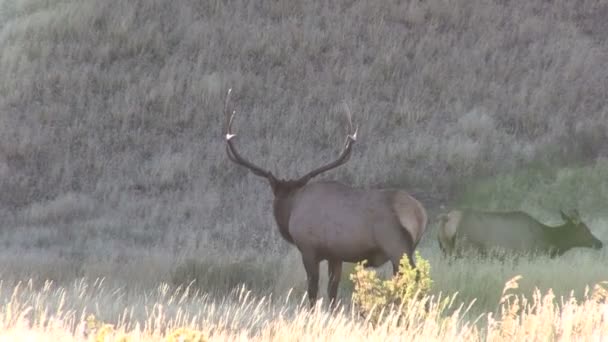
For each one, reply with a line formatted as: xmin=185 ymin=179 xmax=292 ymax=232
xmin=0 ymin=277 xmax=607 ymax=341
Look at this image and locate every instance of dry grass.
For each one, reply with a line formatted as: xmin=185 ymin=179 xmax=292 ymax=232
xmin=0 ymin=276 xmax=607 ymax=341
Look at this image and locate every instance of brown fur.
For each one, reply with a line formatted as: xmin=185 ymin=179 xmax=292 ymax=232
xmin=223 ymin=89 xmax=429 ymax=307
xmin=392 ymin=191 xmax=428 ymax=246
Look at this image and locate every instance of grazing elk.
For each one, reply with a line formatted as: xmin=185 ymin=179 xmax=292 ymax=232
xmin=223 ymin=89 xmax=428 ymax=307
xmin=437 ymin=208 xmax=603 ymax=258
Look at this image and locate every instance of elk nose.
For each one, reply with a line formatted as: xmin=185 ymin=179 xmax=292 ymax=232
xmin=594 ymin=240 xmax=603 ymax=249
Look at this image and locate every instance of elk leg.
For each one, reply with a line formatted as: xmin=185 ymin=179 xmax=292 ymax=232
xmin=381 ymin=232 xmax=416 ymax=276
xmin=327 ymin=259 xmax=342 ymax=308
xmin=390 ymin=250 xmax=415 ymax=275
xmin=301 ymin=253 xmax=320 ymax=308
xmin=389 ymin=249 xmax=422 ymax=296
xmin=438 ymin=239 xmax=446 ymax=255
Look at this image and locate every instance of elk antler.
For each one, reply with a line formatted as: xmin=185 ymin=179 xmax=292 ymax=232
xmin=295 ymin=102 xmax=358 ymax=184
xmin=224 ymin=88 xmax=275 ymax=179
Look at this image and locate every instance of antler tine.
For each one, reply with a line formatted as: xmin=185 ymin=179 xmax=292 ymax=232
xmin=224 ymin=88 xmax=236 ymax=140
xmin=296 ymin=102 xmax=358 ymax=184
xmin=226 ymin=144 xmax=238 ymax=162
xmin=223 ymin=88 xmax=274 ymax=179
xmin=342 ymin=102 xmax=358 ymax=141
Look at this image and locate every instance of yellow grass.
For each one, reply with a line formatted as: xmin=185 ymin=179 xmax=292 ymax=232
xmin=0 ymin=277 xmax=606 ymax=341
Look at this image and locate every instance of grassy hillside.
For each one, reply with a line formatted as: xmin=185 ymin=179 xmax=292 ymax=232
xmin=1 ymin=0 xmax=607 ymax=227
xmin=0 ymin=0 xmax=607 ymax=334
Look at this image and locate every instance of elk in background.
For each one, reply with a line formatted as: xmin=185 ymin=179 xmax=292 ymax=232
xmin=223 ymin=89 xmax=428 ymax=307
xmin=437 ymin=208 xmax=603 ymax=258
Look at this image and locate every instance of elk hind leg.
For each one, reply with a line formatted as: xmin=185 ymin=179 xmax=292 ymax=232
xmin=327 ymin=259 xmax=342 ymax=308
xmin=382 ymin=231 xmax=416 ymax=277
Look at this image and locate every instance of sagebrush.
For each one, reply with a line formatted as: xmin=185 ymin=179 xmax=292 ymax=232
xmin=350 ymin=251 xmax=433 ymax=323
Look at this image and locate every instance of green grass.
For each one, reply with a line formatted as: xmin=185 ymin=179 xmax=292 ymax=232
xmin=454 ymin=158 xmax=608 ymax=222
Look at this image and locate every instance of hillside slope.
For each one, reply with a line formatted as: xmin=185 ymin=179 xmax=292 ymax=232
xmin=0 ymin=0 xmax=607 ymax=254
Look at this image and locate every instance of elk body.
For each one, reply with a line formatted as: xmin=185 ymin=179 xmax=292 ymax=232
xmin=437 ymin=209 xmax=603 ymax=258
xmin=223 ymin=89 xmax=428 ymax=307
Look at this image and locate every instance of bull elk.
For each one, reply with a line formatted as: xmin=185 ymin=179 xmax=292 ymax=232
xmin=438 ymin=208 xmax=603 ymax=258
xmin=223 ymin=89 xmax=428 ymax=307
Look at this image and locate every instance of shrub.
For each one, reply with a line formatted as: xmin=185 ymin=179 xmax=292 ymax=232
xmin=350 ymin=251 xmax=432 ymax=323
xmin=84 ymin=314 xmax=130 ymax=342
xmin=166 ymin=327 xmax=207 ymax=342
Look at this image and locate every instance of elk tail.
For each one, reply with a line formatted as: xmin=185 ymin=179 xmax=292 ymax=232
xmin=437 ymin=214 xmax=449 ymax=253
xmin=436 ymin=210 xmax=461 ymax=256
xmin=437 ymin=213 xmax=451 ymax=225
xmin=392 ymin=191 xmax=428 ymax=247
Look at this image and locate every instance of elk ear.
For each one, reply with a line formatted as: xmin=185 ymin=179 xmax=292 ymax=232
xmin=569 ymin=209 xmax=581 ymax=223
xmin=559 ymin=209 xmax=570 ymax=222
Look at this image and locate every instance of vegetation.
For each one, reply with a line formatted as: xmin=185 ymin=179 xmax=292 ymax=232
xmin=0 ymin=276 xmax=607 ymax=341
xmin=0 ymin=0 xmax=607 ymax=339
xmin=350 ymin=252 xmax=433 ymax=323
xmin=455 ymin=159 xmax=608 ymax=216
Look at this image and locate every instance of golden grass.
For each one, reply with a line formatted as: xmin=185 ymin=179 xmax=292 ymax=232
xmin=0 ymin=276 xmax=606 ymax=341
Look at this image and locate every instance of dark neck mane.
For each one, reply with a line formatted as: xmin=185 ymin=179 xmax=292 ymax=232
xmin=544 ymin=223 xmax=572 ymax=256
xmin=272 ymin=193 xmax=296 ymax=244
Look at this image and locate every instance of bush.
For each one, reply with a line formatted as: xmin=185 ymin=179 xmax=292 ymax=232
xmin=350 ymin=251 xmax=432 ymax=323
xmin=166 ymin=327 xmax=207 ymax=342
xmin=84 ymin=314 xmax=131 ymax=342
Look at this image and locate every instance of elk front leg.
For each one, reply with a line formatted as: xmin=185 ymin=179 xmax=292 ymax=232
xmin=301 ymin=253 xmax=320 ymax=308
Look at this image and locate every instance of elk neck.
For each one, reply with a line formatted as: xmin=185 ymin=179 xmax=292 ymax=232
xmin=544 ymin=222 xmax=576 ymax=255
xmin=270 ymin=179 xmax=306 ymax=244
